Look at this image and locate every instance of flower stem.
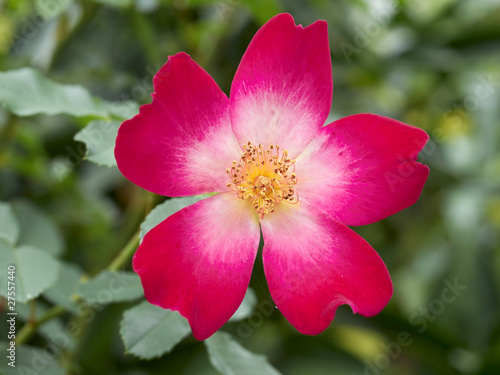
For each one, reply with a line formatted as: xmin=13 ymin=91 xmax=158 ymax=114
xmin=106 ymin=192 xmax=154 ymax=272
xmin=16 ymin=305 xmax=66 ymax=346
xmin=0 ymin=114 xmax=18 ymax=168
xmin=107 ymin=229 xmax=140 ymax=272
xmin=29 ymin=300 xmax=37 ymax=324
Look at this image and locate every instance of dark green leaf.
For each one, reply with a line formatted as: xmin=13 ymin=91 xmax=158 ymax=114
xmin=73 ymin=120 xmax=121 ymax=167
xmin=0 ymin=68 xmax=108 ymax=117
xmin=0 ymin=202 xmax=19 ymax=245
xmin=0 ymin=240 xmax=60 ymax=303
xmin=205 ymin=331 xmax=282 ymax=375
xmin=105 ymin=100 xmax=139 ymax=120
xmin=0 ymin=342 xmax=65 ymax=375
xmin=11 ymin=199 xmax=65 ymax=257
xmin=77 ymin=270 xmax=143 ymax=304
xmin=140 ymin=195 xmax=213 ymax=241
xmin=43 ymin=261 xmax=84 ymax=315
xmin=120 ymin=300 xmax=191 ymax=359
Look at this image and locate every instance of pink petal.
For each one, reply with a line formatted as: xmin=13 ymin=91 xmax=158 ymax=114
xmin=230 ymin=13 xmax=332 ymax=157
xmin=115 ymin=52 xmax=242 ymax=197
xmin=133 ymin=194 xmax=260 ymax=340
xmin=261 ymin=202 xmax=393 ymax=335
xmin=296 ymin=114 xmax=430 ymax=226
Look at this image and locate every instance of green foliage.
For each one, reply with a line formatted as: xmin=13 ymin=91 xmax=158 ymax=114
xmin=73 ymin=120 xmax=121 ymax=167
xmin=43 ymin=262 xmax=84 ymax=315
xmin=0 ymin=201 xmax=62 ymax=302
xmin=0 ymin=202 xmax=19 ymax=244
xmin=120 ymin=300 xmax=191 ymax=359
xmin=0 ymin=343 xmax=66 ymax=375
xmin=0 ymin=240 xmax=60 ymax=303
xmin=0 ymin=68 xmax=108 ymax=117
xmin=34 ymin=0 xmax=73 ymax=19
xmin=120 ymin=288 xmax=258 ymax=360
xmin=16 ymin=300 xmax=76 ymax=349
xmin=140 ymin=194 xmax=214 ymax=240
xmin=11 ymin=199 xmax=65 ymax=257
xmin=91 ymin=0 xmax=133 ymax=7
xmin=243 ymin=0 xmax=283 ymax=24
xmin=205 ymin=332 xmax=282 ymax=375
xmin=0 ymin=0 xmax=499 ymax=374
xmin=228 ymin=288 xmax=257 ymax=323
xmin=77 ymin=270 xmax=143 ymax=304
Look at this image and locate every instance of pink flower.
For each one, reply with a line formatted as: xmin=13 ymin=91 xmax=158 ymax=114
xmin=115 ymin=13 xmax=429 ymax=340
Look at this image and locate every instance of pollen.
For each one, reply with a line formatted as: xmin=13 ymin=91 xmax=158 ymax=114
xmin=226 ymin=142 xmax=298 ymax=218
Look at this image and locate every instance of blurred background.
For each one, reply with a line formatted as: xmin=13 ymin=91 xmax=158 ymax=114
xmin=0 ymin=0 xmax=499 ymax=374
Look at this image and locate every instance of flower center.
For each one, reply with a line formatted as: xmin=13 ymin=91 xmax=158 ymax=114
xmin=226 ymin=142 xmax=298 ymax=218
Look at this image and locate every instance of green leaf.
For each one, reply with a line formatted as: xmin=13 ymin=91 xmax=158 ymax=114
xmin=229 ymin=288 xmax=257 ymax=322
xmin=104 ymin=100 xmax=139 ymax=120
xmin=0 ymin=240 xmax=60 ymax=302
xmin=205 ymin=331 xmax=282 ymax=375
xmin=0 ymin=68 xmax=108 ymax=117
xmin=11 ymin=199 xmax=65 ymax=257
xmin=77 ymin=270 xmax=143 ymax=304
xmin=120 ymin=300 xmax=191 ymax=359
xmin=0 ymin=343 xmax=65 ymax=375
xmin=140 ymin=194 xmax=213 ymax=241
xmin=0 ymin=201 xmax=19 ymax=245
xmin=73 ymin=119 xmax=121 ymax=167
xmin=43 ymin=261 xmax=84 ymax=315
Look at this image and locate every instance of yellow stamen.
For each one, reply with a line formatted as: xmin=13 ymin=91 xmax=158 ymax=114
xmin=226 ymin=142 xmax=298 ymax=218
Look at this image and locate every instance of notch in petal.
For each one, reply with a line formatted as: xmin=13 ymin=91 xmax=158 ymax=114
xmin=261 ymin=202 xmax=393 ymax=335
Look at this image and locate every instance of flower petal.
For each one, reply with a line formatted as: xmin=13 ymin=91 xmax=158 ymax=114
xmin=296 ymin=114 xmax=430 ymax=226
xmin=230 ymin=13 xmax=332 ymax=157
xmin=133 ymin=194 xmax=260 ymax=340
xmin=115 ymin=52 xmax=241 ymax=197
xmin=261 ymin=202 xmax=393 ymax=335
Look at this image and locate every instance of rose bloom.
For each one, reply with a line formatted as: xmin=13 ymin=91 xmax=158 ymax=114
xmin=115 ymin=13 xmax=429 ymax=340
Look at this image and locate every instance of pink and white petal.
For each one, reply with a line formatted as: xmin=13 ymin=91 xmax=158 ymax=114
xmin=230 ymin=13 xmax=332 ymax=157
xmin=261 ymin=202 xmax=392 ymax=335
xmin=296 ymin=114 xmax=429 ymax=226
xmin=115 ymin=52 xmax=242 ymax=197
xmin=133 ymin=193 xmax=260 ymax=340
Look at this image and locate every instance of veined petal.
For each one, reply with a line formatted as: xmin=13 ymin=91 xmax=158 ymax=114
xmin=133 ymin=194 xmax=260 ymax=340
xmin=261 ymin=202 xmax=392 ymax=335
xmin=230 ymin=13 xmax=332 ymax=157
xmin=115 ymin=52 xmax=241 ymax=197
xmin=296 ymin=114 xmax=429 ymax=226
